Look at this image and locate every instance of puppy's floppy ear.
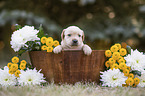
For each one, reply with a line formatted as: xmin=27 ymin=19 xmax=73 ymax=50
xmin=61 ymin=29 xmax=65 ymax=40
xmin=82 ymin=31 xmax=85 ymax=41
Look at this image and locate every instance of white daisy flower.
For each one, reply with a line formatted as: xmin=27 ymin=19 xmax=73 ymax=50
xmin=10 ymin=25 xmax=40 ymax=52
xmin=124 ymin=49 xmax=145 ymax=73
xmin=18 ymin=68 xmax=46 ymax=86
xmin=0 ymin=66 xmax=17 ymax=87
xmin=100 ymin=69 xmax=127 ymax=87
xmin=138 ymin=72 xmax=145 ymax=87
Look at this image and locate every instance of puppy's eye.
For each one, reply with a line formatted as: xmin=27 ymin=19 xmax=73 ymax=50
xmin=78 ymin=35 xmax=81 ymax=37
xmin=68 ymin=34 xmax=71 ymax=37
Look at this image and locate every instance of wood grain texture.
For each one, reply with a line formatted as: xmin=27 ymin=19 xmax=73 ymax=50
xmin=29 ymin=50 xmax=106 ymax=84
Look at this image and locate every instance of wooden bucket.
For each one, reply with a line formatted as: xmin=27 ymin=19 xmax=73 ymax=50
xmin=29 ymin=50 xmax=106 ymax=84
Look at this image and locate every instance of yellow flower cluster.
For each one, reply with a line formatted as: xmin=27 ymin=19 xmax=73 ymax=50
xmin=7 ymin=56 xmax=27 ymax=77
xmin=123 ymin=75 xmax=140 ymax=87
xmin=105 ymin=43 xmax=127 ymax=70
xmin=41 ymin=37 xmax=59 ymax=52
xmin=105 ymin=43 xmax=140 ymax=87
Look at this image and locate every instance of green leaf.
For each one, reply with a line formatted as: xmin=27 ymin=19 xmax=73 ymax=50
xmin=18 ymin=40 xmax=41 ymax=56
xmin=37 ymin=24 xmax=44 ymax=38
xmin=18 ymin=48 xmax=28 ymax=56
xmin=20 ymin=47 xmax=28 ymax=50
xmin=126 ymin=45 xmax=131 ymax=54
xmin=15 ymin=24 xmax=22 ymax=30
xmin=26 ymin=41 xmax=41 ymax=51
xmin=35 ymin=40 xmax=41 ymax=42
xmin=131 ymin=70 xmax=141 ymax=76
xmin=26 ymin=63 xmax=33 ymax=69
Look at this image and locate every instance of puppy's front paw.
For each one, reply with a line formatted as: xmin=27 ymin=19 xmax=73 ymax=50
xmin=53 ymin=45 xmax=62 ymax=54
xmin=83 ymin=44 xmax=92 ymax=55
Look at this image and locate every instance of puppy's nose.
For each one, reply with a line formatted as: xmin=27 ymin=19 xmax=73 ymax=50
xmin=73 ymin=39 xmax=78 ymax=43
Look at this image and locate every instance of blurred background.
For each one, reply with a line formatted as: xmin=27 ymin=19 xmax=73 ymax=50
xmin=0 ymin=0 xmax=145 ymax=67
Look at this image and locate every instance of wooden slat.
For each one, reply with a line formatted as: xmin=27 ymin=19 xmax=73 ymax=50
xmin=29 ymin=50 xmax=106 ymax=84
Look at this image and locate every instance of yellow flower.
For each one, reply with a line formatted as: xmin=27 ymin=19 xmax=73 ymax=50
xmin=7 ymin=62 xmax=13 ymax=69
xmin=112 ymin=52 xmax=120 ymax=60
xmin=126 ymin=78 xmax=134 ymax=86
xmin=105 ymin=61 xmax=110 ymax=68
xmin=118 ymin=59 xmax=125 ymax=64
xmin=9 ymin=69 xmax=15 ymax=74
xmin=123 ymin=69 xmax=129 ymax=76
xmin=111 ymin=63 xmax=119 ymax=70
xmin=47 ymin=37 xmax=53 ymax=41
xmin=134 ymin=77 xmax=140 ymax=85
xmin=109 ymin=63 xmax=113 ymax=68
xmin=41 ymin=37 xmax=47 ymax=44
xmin=127 ymin=66 xmax=131 ymax=71
xmin=109 ymin=58 xmax=116 ymax=65
xmin=20 ymin=60 xmax=27 ymax=65
xmin=53 ymin=40 xmax=60 ymax=47
xmin=119 ymin=63 xmax=127 ymax=70
xmin=10 ymin=64 xmax=18 ymax=71
xmin=20 ymin=64 xmax=26 ymax=70
xmin=119 ymin=48 xmax=127 ymax=56
xmin=122 ymin=84 xmax=128 ymax=87
xmin=11 ymin=56 xmax=19 ymax=64
xmin=128 ymin=73 xmax=134 ymax=78
xmin=110 ymin=45 xmax=119 ymax=52
xmin=132 ymin=84 xmax=137 ymax=88
xmin=105 ymin=50 xmax=112 ymax=57
xmin=115 ymin=43 xmax=121 ymax=50
xmin=15 ymin=70 xmax=21 ymax=77
xmin=46 ymin=38 xmax=53 ymax=47
xmin=41 ymin=45 xmax=47 ymax=50
xmin=47 ymin=47 xmax=53 ymax=52
xmin=117 ymin=56 xmax=124 ymax=61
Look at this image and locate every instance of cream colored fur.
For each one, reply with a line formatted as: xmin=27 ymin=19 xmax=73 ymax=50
xmin=53 ymin=26 xmax=92 ymax=55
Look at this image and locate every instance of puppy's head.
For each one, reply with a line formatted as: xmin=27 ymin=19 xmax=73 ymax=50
xmin=61 ymin=26 xmax=84 ymax=47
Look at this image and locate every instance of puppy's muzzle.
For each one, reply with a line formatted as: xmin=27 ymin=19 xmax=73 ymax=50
xmin=72 ymin=39 xmax=78 ymax=46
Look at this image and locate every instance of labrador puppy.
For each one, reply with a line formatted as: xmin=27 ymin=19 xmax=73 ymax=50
xmin=53 ymin=26 xmax=92 ymax=55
